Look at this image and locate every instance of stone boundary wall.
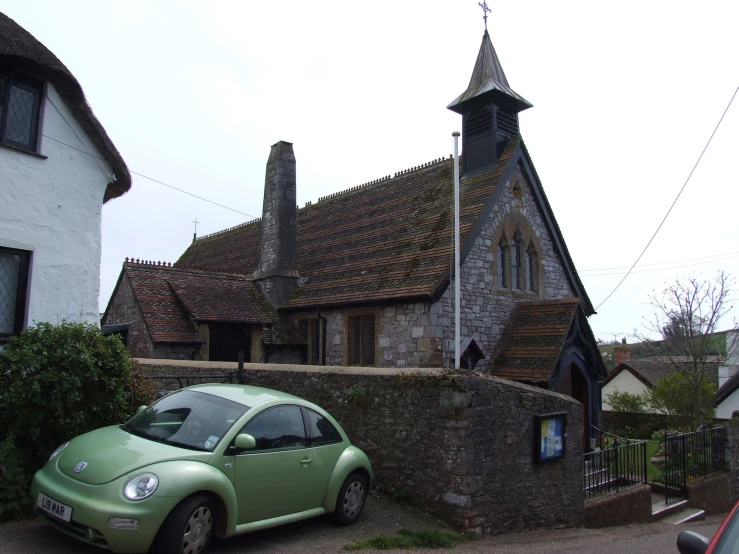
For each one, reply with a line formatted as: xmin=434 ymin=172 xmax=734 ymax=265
xmin=687 ymin=472 xmax=732 ymax=515
xmin=136 ymin=359 xmax=585 ymax=535
xmin=723 ymin=426 xmax=739 ymax=503
xmin=582 ymin=484 xmax=652 ymax=528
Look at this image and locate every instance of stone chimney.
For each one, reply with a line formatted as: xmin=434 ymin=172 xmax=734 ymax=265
xmin=253 ymin=141 xmax=300 ymax=307
xmin=613 ymin=338 xmax=631 ymax=366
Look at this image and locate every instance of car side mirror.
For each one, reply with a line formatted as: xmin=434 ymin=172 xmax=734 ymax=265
xmin=135 ymin=405 xmax=148 ymax=415
xmin=677 ymin=531 xmax=710 ymax=554
xmin=234 ymin=433 xmax=257 ymax=450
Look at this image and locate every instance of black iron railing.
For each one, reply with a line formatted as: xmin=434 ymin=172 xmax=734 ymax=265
xmin=664 ymin=426 xmax=726 ymax=505
xmin=583 ymin=440 xmax=648 ymax=499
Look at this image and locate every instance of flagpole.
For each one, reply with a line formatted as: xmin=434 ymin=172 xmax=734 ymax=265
xmin=452 ymin=131 xmax=461 ymax=370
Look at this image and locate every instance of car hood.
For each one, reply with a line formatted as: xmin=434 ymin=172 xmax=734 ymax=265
xmin=57 ymin=425 xmax=212 ymax=485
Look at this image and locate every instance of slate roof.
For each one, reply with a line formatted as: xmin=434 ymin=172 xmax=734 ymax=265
xmin=489 ymin=299 xmax=580 ymax=383
xmin=111 ymin=262 xmax=303 ymax=345
xmin=604 ymin=357 xmax=723 ymax=388
xmin=0 ymin=12 xmax=130 ymax=201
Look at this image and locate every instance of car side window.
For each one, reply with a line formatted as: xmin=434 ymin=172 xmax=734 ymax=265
xmin=304 ymin=408 xmax=342 ymax=446
xmin=239 ymin=405 xmax=307 ymax=452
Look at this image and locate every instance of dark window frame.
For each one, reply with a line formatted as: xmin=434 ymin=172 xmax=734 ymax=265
xmin=347 ymin=313 xmax=376 ymax=366
xmin=235 ymin=404 xmax=308 ymax=454
xmin=300 ymin=407 xmax=343 ymax=447
xmin=0 ymin=246 xmax=31 ymax=344
xmin=0 ymin=69 xmax=43 ymax=153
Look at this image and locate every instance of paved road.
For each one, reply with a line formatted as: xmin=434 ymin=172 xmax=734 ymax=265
xmin=0 ymin=495 xmax=725 ymax=553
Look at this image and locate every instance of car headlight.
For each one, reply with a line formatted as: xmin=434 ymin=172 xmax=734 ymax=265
xmin=123 ymin=473 xmax=159 ymax=501
xmin=48 ymin=441 xmax=69 ymax=462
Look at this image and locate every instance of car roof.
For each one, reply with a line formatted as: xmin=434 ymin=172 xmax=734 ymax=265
xmin=185 ymin=384 xmax=306 ymax=408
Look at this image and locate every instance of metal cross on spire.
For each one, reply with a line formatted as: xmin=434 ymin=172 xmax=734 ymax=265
xmin=478 ymin=1 xmax=491 ymax=31
xmin=192 ymin=217 xmax=200 ymax=242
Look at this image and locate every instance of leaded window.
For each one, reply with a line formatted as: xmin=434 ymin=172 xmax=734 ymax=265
xmin=0 ymin=71 xmax=42 ymax=152
xmin=497 ymin=240 xmax=509 ymax=288
xmin=527 ymin=248 xmax=539 ymax=293
xmin=0 ymin=246 xmax=31 ymax=343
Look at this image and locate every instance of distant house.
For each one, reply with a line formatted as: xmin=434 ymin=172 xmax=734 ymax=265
xmin=716 ymin=332 xmax=739 ymax=419
xmin=603 ymin=355 xmax=721 ymax=412
xmin=103 ymin=27 xmax=607 ymax=450
xmin=0 ymin=12 xmax=130 ymax=344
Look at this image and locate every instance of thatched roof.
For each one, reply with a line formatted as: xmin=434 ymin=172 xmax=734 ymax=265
xmin=0 ymin=12 xmax=130 ymax=202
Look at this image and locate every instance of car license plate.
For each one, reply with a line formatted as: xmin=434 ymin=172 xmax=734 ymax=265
xmin=36 ymin=492 xmax=72 ymax=523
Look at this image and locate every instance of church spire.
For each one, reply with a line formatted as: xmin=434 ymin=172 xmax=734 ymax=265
xmin=447 ymin=21 xmax=532 ymax=176
xmin=447 ymin=30 xmax=532 ymax=115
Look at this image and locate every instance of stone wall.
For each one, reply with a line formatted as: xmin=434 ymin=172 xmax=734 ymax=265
xmin=102 ymin=273 xmax=153 ymax=358
xmin=687 ymin=473 xmax=732 ymax=515
xmin=726 ymin=426 xmax=739 ymax=503
xmin=583 ymin=484 xmax=652 ymax=528
xmin=137 ymin=359 xmax=584 ymax=534
xmin=293 ymin=167 xmax=579 ymax=371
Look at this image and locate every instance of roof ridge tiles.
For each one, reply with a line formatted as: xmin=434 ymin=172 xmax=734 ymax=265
xmin=125 ymin=258 xmax=249 ymax=279
xmin=194 ymin=217 xmax=263 ymax=242
xmin=314 ymin=156 xmax=449 ymax=205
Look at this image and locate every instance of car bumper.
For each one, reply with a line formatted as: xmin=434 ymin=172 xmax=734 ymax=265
xmin=31 ymin=462 xmax=181 ymax=554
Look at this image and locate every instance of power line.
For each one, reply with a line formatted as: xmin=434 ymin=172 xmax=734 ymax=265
xmin=583 ymin=253 xmax=739 ymax=277
xmin=595 ymin=82 xmax=739 ymax=311
xmin=579 ymin=250 xmax=739 ymax=273
xmin=40 ymin=133 xmax=259 ymax=219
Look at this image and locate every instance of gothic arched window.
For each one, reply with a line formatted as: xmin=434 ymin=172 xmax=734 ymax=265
xmin=497 ymin=239 xmax=509 ymax=288
xmin=527 ymin=247 xmax=539 ymax=293
xmin=512 ymin=233 xmax=524 ymax=289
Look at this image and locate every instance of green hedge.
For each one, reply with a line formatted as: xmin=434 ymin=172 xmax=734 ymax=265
xmin=0 ymin=321 xmax=151 ymax=521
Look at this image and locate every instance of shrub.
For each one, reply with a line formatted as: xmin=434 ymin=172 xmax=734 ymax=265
xmin=0 ymin=321 xmax=134 ymax=519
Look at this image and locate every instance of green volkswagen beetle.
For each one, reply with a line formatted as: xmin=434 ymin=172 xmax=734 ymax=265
xmin=31 ymin=384 xmax=373 ymax=553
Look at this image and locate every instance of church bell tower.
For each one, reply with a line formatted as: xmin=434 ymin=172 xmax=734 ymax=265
xmin=447 ymin=23 xmax=532 ymax=176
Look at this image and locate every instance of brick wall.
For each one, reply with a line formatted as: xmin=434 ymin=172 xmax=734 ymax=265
xmin=583 ymin=484 xmax=652 ymax=528
xmin=137 ymin=359 xmax=584 ymax=534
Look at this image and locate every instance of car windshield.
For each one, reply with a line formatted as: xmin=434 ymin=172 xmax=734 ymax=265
xmin=123 ymin=390 xmax=249 ymax=452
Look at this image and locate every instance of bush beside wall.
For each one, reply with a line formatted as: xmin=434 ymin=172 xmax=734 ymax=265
xmin=138 ymin=359 xmax=585 ymax=535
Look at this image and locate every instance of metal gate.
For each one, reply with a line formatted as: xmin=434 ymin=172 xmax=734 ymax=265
xmin=664 ymin=426 xmax=726 ymax=505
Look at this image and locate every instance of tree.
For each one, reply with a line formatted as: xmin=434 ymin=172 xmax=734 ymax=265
xmin=635 ymin=271 xmax=737 ymax=428
xmin=647 ymin=372 xmax=716 ymax=430
xmin=604 ymin=390 xmax=648 ymax=413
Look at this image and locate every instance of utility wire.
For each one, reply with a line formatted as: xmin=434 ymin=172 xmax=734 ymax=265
xmin=583 ymin=253 xmax=739 ymax=277
xmin=40 ymin=133 xmax=259 ymax=219
xmin=595 ymin=83 xmax=739 ymax=311
xmin=579 ymin=250 xmax=739 ymax=273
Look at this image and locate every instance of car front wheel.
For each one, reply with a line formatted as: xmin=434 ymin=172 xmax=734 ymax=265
xmin=334 ymin=472 xmax=367 ymax=525
xmin=154 ymin=494 xmax=214 ymax=554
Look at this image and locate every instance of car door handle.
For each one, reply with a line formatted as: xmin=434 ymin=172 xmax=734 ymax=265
xmin=300 ymin=457 xmax=312 ymax=466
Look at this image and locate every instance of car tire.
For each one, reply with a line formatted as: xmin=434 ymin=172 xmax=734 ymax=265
xmin=334 ymin=472 xmax=367 ymax=525
xmin=153 ymin=494 xmax=215 ymax=554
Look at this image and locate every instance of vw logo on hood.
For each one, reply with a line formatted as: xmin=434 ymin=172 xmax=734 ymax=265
xmin=74 ymin=461 xmax=88 ymax=473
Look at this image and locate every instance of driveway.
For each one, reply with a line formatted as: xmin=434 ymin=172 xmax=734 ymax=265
xmin=0 ymin=495 xmax=726 ymax=554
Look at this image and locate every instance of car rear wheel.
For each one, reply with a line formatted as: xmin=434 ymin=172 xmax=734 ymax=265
xmin=154 ymin=494 xmax=214 ymax=554
xmin=334 ymin=472 xmax=367 ymax=525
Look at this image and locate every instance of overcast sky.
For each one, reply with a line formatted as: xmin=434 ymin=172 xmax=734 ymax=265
xmin=4 ymin=1 xmax=738 ymax=343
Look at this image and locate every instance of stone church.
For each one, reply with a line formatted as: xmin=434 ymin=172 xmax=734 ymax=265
xmin=103 ymin=27 xmax=607 ymax=449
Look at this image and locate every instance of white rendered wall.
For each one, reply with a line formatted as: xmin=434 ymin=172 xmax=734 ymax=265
xmin=601 ymin=371 xmax=650 ymax=411
xmin=716 ymin=389 xmax=739 ymax=419
xmin=0 ymin=83 xmax=115 ymax=329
